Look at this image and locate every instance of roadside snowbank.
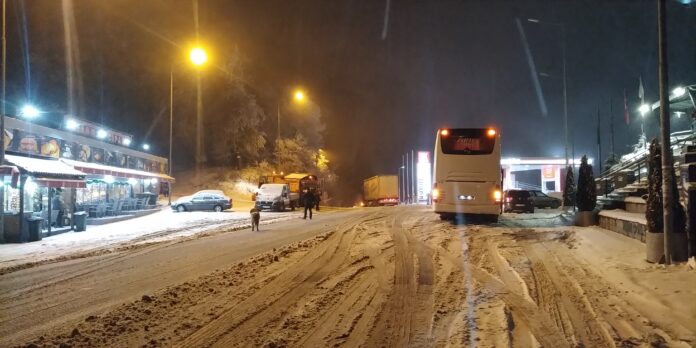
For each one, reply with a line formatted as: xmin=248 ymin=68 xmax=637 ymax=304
xmin=0 ymin=209 xmax=297 ymax=272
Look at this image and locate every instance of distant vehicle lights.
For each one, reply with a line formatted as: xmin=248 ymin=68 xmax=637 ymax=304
xmin=440 ymin=129 xmax=449 ymax=136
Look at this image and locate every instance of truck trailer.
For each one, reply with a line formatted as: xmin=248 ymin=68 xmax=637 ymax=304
xmin=363 ymin=175 xmax=399 ymax=206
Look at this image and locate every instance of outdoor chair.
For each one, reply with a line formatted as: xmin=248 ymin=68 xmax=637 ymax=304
xmin=105 ymin=200 xmax=119 ymax=216
xmin=89 ymin=203 xmax=108 ymax=218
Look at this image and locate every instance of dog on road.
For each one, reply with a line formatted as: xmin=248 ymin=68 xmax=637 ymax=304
xmin=250 ymin=207 xmax=260 ymax=231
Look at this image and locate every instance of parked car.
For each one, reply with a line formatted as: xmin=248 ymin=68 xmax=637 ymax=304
xmin=503 ymin=190 xmax=534 ymax=213
xmin=529 ymin=190 xmax=561 ymax=209
xmin=172 ymin=190 xmax=232 ymax=212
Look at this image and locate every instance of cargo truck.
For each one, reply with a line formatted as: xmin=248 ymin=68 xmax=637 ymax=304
xmin=363 ymin=175 xmax=399 ymax=206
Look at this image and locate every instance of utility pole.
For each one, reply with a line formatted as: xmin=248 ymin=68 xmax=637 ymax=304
xmin=657 ymin=0 xmax=674 ymax=264
xmin=1 ymin=0 xmax=7 ymax=242
xmin=168 ymin=66 xmax=174 ymax=206
xmin=277 ymin=103 xmax=280 ymax=144
xmin=562 ymin=23 xmax=569 ymax=171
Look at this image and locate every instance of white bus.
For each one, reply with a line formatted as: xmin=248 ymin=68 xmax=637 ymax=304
xmin=431 ymin=127 xmax=502 ymax=221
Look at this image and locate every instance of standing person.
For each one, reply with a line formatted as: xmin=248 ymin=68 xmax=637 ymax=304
xmin=52 ymin=189 xmax=65 ymax=227
xmin=303 ymin=189 xmax=315 ymax=220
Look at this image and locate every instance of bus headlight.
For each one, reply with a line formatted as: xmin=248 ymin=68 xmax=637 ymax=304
xmin=493 ymin=189 xmax=502 ymax=202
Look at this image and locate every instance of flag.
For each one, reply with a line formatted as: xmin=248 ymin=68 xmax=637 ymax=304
xmin=638 ymin=76 xmax=645 ymax=102
xmin=623 ymin=89 xmax=630 ymax=125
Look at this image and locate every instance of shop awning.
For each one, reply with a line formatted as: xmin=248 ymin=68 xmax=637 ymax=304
xmin=61 ymin=159 xmax=175 ymax=182
xmin=33 ymin=178 xmax=86 ymax=188
xmin=4 ymin=154 xmax=87 ymax=188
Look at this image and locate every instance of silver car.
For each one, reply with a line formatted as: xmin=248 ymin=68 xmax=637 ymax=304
xmin=172 ymin=190 xmax=232 ymax=212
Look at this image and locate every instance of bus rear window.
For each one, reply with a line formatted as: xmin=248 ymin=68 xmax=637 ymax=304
xmin=440 ymin=129 xmax=495 ymax=155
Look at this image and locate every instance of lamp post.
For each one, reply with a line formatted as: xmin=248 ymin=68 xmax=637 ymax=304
xmin=527 ymin=18 xmax=569 ymax=170
xmin=168 ymin=47 xmax=207 ymax=204
xmin=189 ymin=47 xmax=207 ymax=183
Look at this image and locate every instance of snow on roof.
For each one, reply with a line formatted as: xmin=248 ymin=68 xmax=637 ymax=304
xmin=61 ymin=159 xmax=175 ymax=182
xmin=5 ymin=154 xmax=86 ymax=178
xmin=284 ymin=173 xmax=313 ymax=180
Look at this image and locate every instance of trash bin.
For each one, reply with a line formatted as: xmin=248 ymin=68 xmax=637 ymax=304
xmin=27 ymin=216 xmax=43 ymax=242
xmin=73 ymin=211 xmax=87 ymax=232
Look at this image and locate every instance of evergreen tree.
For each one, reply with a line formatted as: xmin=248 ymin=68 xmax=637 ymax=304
xmin=576 ymin=155 xmax=597 ymax=211
xmin=645 ymin=139 xmax=686 ymax=233
xmin=563 ymin=166 xmax=575 ymax=207
xmin=646 ymin=139 xmax=663 ymax=232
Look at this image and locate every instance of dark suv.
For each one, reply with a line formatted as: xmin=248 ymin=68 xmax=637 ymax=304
xmin=503 ymin=190 xmax=534 ymax=213
xmin=529 ymin=190 xmax=561 ymax=209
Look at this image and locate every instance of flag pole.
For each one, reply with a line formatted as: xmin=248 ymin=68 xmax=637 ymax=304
xmin=597 ymin=105 xmax=602 ymax=176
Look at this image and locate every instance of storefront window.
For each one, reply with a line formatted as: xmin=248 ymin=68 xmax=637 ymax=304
xmin=2 ymin=178 xmax=40 ymax=213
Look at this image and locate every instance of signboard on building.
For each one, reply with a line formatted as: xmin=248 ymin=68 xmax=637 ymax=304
xmin=416 ymin=151 xmax=432 ymax=203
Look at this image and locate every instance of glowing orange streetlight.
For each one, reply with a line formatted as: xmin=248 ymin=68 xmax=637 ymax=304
xmin=294 ymin=89 xmax=305 ymax=103
xmin=189 ymin=47 xmax=208 ymax=66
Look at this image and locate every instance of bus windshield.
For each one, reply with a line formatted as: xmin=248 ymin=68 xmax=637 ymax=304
xmin=440 ymin=129 xmax=495 ymax=155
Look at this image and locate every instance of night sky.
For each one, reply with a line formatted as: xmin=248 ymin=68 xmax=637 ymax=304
xmin=4 ymin=0 xmax=696 ymax=200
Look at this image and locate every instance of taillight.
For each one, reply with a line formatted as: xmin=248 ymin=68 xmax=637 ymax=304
xmin=493 ymin=189 xmax=502 ymax=202
xmin=432 ymin=183 xmax=440 ymax=202
xmin=506 ymin=197 xmax=512 ymax=203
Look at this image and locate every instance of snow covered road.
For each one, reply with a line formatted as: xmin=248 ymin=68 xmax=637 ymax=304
xmin=3 ymin=206 xmax=695 ymax=347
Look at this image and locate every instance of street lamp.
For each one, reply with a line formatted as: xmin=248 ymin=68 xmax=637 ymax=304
xmin=639 ymin=103 xmax=651 ymax=116
xmin=142 ymin=143 xmax=150 ymax=151
xmin=189 ymin=47 xmax=208 ymax=66
xmin=277 ymin=88 xmax=308 ymax=143
xmin=527 ymin=18 xmax=569 ymax=170
xmin=20 ymin=104 xmax=40 ymax=118
xmin=294 ymin=89 xmax=305 ymax=102
xmin=672 ymin=86 xmax=686 ymax=98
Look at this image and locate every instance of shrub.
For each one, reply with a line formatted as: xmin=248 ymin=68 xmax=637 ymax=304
xmin=576 ymin=155 xmax=596 ymax=211
xmin=563 ymin=166 xmax=575 ymax=207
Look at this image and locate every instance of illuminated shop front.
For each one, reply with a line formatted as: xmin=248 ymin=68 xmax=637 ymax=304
xmin=1 ymin=116 xmax=174 ymax=243
xmin=2 ymin=154 xmax=87 ymax=242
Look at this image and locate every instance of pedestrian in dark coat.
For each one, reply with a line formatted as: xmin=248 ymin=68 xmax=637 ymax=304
xmin=303 ymin=189 xmax=315 ymax=220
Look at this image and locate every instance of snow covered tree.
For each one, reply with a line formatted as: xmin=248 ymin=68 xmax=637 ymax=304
xmin=576 ymin=155 xmax=596 ymax=212
xmin=645 ymin=139 xmax=686 ymax=233
xmin=563 ymin=166 xmax=575 ymax=207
